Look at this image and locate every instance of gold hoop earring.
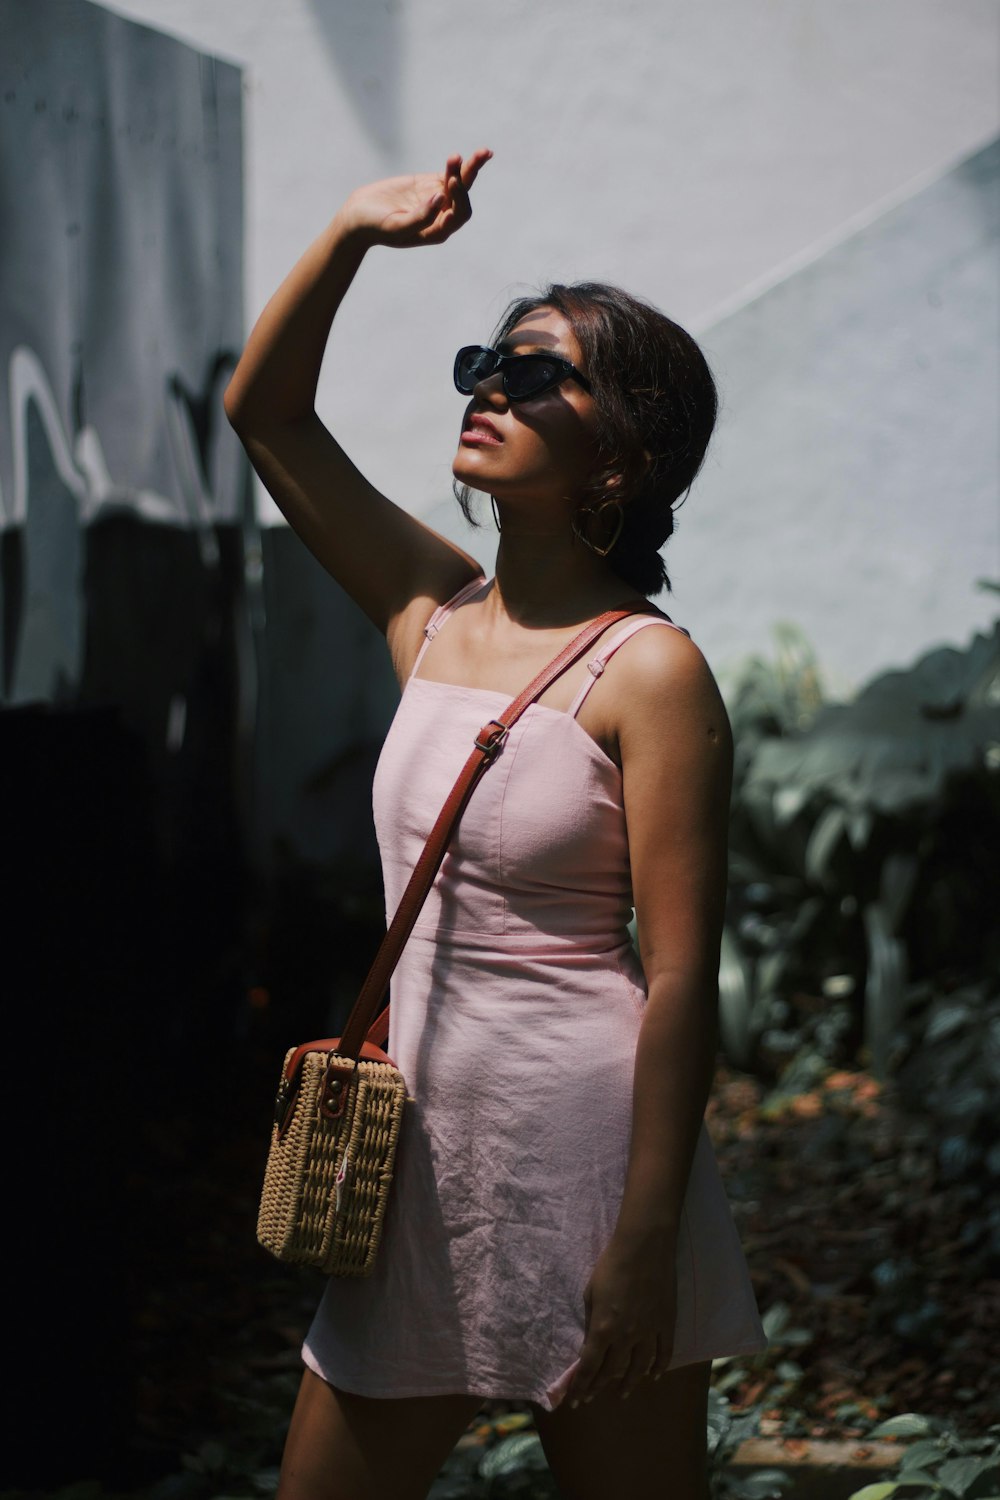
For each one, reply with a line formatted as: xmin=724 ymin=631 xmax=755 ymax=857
xmin=490 ymin=495 xmax=502 ymax=533
xmin=571 ymin=500 xmax=624 ymax=558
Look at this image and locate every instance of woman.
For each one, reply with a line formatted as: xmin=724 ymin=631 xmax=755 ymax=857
xmin=225 ymin=151 xmax=767 ymax=1500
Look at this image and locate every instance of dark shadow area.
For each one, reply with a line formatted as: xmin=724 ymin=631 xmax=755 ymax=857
xmin=0 ymin=515 xmax=390 ymax=1488
xmin=304 ymin=0 xmax=402 ymax=152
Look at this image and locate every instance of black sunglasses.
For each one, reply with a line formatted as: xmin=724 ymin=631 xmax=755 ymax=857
xmin=454 ymin=345 xmax=592 ymax=403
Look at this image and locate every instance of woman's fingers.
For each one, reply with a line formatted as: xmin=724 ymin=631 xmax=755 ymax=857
xmin=566 ymin=1294 xmax=605 ymax=1407
xmin=407 ymin=149 xmax=491 ymax=245
xmin=446 ymin=156 xmax=471 ymax=224
xmin=422 ymin=185 xmax=446 ymax=218
xmin=410 ymin=162 xmax=457 ymax=242
xmin=586 ymin=1347 xmax=635 ymax=1404
xmin=570 ymin=1331 xmax=635 ymax=1406
xmin=445 ymin=148 xmax=492 ymax=220
xmin=566 ymin=1340 xmax=611 ymax=1408
xmin=443 ymin=152 xmax=463 ymax=203
xmin=349 ymin=151 xmax=491 ymax=248
xmin=618 ymin=1338 xmax=659 ymax=1400
xmin=420 ymin=155 xmax=462 ymax=232
xmin=461 ymin=146 xmax=493 ymax=190
xmin=650 ymin=1328 xmax=675 ymax=1380
xmin=568 ymin=1334 xmax=666 ymax=1406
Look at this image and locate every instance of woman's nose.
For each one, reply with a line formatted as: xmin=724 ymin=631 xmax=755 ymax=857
xmin=473 ymin=372 xmax=507 ymax=404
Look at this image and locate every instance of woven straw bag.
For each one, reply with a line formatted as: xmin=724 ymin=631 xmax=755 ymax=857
xmin=257 ymin=592 xmax=667 ymax=1277
xmin=257 ymin=1037 xmax=407 ymax=1276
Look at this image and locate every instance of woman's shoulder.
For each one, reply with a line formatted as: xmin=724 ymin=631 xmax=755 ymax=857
xmin=607 ymin=617 xmax=732 ymax=746
xmin=602 ymin=603 xmax=699 ymax=666
xmin=386 ymin=557 xmax=487 ymax=687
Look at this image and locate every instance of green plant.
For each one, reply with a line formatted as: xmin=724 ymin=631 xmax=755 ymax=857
xmin=718 ymin=619 xmax=1000 ymax=1083
xmin=707 ymin=1387 xmax=791 ymax=1499
xmin=846 ymin=1412 xmax=1000 ymax=1499
xmin=891 ymin=976 xmax=1000 ymax=1189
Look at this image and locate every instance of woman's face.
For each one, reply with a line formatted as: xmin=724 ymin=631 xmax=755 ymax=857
xmin=452 ymin=306 xmax=601 ymax=509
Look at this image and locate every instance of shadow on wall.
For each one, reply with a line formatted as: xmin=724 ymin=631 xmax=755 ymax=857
xmin=305 ymin=0 xmax=401 ymax=152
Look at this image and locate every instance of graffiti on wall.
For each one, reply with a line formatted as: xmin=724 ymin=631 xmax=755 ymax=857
xmin=0 ymin=0 xmax=245 ymax=704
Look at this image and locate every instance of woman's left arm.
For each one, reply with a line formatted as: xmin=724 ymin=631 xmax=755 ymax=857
xmin=564 ymin=629 xmax=733 ymax=1408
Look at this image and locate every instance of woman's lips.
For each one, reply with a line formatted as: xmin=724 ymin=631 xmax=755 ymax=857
xmin=461 ymin=415 xmax=503 ymax=446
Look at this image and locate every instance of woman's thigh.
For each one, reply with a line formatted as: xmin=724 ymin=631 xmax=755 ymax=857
xmin=532 ymin=1359 xmax=713 ymax=1500
xmin=277 ymin=1368 xmax=482 ymax=1500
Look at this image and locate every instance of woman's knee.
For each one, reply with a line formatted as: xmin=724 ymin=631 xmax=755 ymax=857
xmin=277 ymin=1368 xmax=481 ymax=1500
xmin=532 ymin=1359 xmax=712 ymax=1500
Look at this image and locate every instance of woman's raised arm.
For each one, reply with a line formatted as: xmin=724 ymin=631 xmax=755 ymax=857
xmin=223 ymin=150 xmax=492 ymax=639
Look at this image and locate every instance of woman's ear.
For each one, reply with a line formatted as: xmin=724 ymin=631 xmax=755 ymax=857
xmin=600 ymin=449 xmax=651 ymax=497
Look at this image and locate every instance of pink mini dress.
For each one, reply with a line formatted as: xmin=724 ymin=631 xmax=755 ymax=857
xmin=303 ymin=574 xmax=768 ymax=1409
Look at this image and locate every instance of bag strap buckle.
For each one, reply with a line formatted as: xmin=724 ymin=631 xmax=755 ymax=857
xmin=474 ymin=719 xmax=510 ymax=759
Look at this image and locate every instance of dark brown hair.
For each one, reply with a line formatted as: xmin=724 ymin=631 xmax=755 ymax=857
xmin=453 ymin=281 xmax=719 ymax=596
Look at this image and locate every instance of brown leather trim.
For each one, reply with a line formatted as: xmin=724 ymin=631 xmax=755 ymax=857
xmin=368 ymin=1006 xmax=390 ymax=1048
xmin=282 ymin=1036 xmax=398 ymax=1084
xmin=275 ymin=1036 xmax=401 ymax=1138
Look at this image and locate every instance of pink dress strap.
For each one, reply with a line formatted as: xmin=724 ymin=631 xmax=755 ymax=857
xmin=408 ymin=574 xmax=488 ymax=681
xmin=567 ymin=614 xmax=692 ymax=719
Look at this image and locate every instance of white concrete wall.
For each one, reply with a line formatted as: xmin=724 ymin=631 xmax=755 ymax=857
xmin=101 ymin=0 xmax=1000 ymax=691
xmin=683 ymin=137 xmax=1000 ymax=697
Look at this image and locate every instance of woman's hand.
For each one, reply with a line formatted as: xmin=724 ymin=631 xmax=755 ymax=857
xmin=563 ymin=1230 xmax=679 ymax=1408
xmin=340 ymin=149 xmax=493 ymax=250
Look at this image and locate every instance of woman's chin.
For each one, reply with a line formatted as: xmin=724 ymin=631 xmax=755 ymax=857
xmin=453 ymin=451 xmax=495 ymax=487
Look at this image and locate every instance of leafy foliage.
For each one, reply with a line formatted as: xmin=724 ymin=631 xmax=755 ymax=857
xmin=717 ymin=615 xmax=1000 ymax=1172
xmin=707 ymin=1388 xmax=792 ymax=1498
xmin=846 ymin=1413 xmax=1000 ymax=1499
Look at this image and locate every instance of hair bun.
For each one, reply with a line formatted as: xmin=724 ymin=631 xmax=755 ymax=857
xmin=611 ymin=489 xmax=675 ymax=596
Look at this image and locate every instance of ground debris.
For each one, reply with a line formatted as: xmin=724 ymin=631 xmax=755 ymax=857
xmin=6 ymin=1053 xmax=991 ymax=1498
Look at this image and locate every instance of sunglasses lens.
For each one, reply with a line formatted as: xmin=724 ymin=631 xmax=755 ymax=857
xmin=455 ymin=347 xmax=498 ymax=393
xmin=455 ymin=347 xmax=570 ymax=400
xmin=504 ymin=358 xmax=560 ymax=400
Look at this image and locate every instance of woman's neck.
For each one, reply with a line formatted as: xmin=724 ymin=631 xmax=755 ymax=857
xmin=488 ymin=526 xmax=635 ymax=629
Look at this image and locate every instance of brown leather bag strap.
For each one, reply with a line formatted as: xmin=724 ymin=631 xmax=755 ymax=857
xmin=335 ymin=597 xmax=668 ymax=1060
